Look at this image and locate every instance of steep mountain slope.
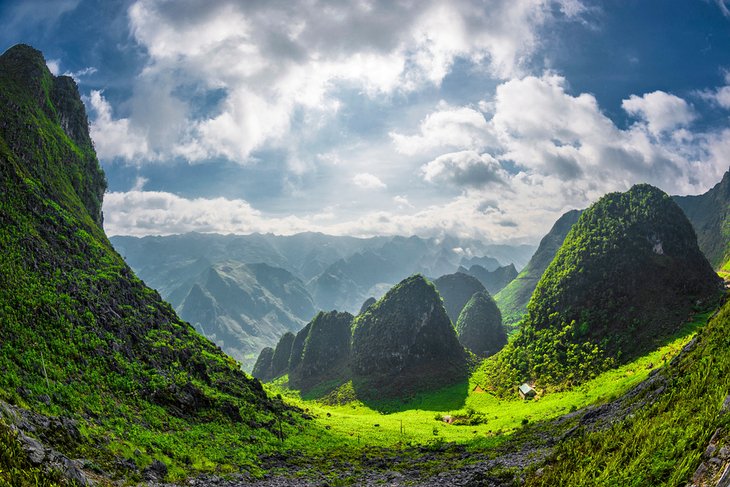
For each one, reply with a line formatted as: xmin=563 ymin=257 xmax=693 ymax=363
xmin=493 ymin=185 xmax=721 ymax=389
xmin=0 ymin=44 xmax=296 ymax=482
xmin=674 ymin=169 xmax=730 ymax=269
xmin=460 ymin=263 xmax=518 ymax=295
xmin=174 ymin=261 xmax=314 ymax=370
xmin=432 ymin=272 xmax=487 ymax=324
xmin=455 ymin=291 xmax=507 ymax=357
xmin=495 ymin=209 xmax=582 ymax=326
xmin=351 ymin=275 xmax=468 ymax=395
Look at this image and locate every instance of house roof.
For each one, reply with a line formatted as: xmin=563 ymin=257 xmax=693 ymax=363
xmin=519 ymin=383 xmax=535 ymax=394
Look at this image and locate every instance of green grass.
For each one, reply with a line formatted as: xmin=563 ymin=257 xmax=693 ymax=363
xmin=525 ymin=301 xmax=730 ymax=486
xmin=270 ymin=311 xmax=711 ymax=450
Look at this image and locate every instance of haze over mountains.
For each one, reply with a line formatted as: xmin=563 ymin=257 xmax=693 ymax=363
xmin=112 ymin=232 xmax=534 ymax=369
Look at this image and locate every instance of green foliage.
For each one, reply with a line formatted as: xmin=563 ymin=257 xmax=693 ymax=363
xmin=351 ymin=275 xmax=467 ymax=397
xmin=0 ymin=419 xmax=69 ymax=487
xmin=674 ymin=169 xmax=730 ymax=269
xmin=432 ymin=272 xmax=486 ymax=323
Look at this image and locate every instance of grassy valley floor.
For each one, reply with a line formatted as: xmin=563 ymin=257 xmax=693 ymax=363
xmin=255 ymin=310 xmax=714 ymax=482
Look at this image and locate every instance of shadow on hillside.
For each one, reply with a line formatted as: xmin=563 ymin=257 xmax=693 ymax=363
xmin=351 ymin=377 xmax=470 ymax=414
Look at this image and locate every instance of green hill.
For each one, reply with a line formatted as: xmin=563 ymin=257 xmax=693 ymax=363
xmin=674 ymin=169 xmax=730 ymax=270
xmin=492 ymin=184 xmax=721 ymax=389
xmin=432 ymin=272 xmax=487 ymax=323
xmin=0 ymin=44 xmax=298 ymax=483
xmin=455 ymin=291 xmax=507 ymax=357
xmin=495 ymin=209 xmax=582 ymax=327
xmin=351 ymin=275 xmax=468 ymax=396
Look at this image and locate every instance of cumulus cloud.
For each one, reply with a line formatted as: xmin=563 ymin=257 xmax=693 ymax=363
xmin=698 ymin=73 xmax=730 ymax=109
xmin=89 ymin=0 xmax=584 ymax=163
xmin=390 ymin=103 xmax=494 ymax=155
xmin=46 ymin=59 xmax=60 ymax=76
xmin=353 ymin=172 xmax=387 ymax=189
xmin=422 ymin=151 xmax=505 ymax=188
xmin=622 ymin=91 xmax=696 ymax=136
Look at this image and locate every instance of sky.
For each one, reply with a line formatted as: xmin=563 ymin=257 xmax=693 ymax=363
xmin=2 ymin=0 xmax=730 ymax=244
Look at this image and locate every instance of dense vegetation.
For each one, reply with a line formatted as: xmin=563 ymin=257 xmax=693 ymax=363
xmin=490 ymin=185 xmax=721 ymax=390
xmin=0 ymin=44 xmax=302 ymax=482
xmin=495 ymin=209 xmax=582 ymax=327
xmin=455 ymin=291 xmax=507 ymax=357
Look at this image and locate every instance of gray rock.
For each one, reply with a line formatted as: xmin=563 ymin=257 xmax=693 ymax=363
xmin=144 ymin=459 xmax=169 ymax=481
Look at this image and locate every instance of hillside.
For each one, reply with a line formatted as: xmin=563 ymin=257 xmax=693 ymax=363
xmin=674 ymin=169 xmax=730 ymax=270
xmin=0 ymin=44 xmax=299 ymax=483
xmin=492 ymin=185 xmax=721 ymax=389
xmin=459 ymin=263 xmax=518 ymax=295
xmin=526 ymin=296 xmax=730 ymax=486
xmin=495 ymin=209 xmax=582 ymax=326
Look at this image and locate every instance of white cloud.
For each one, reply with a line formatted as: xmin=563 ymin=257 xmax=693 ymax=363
xmin=353 ymin=172 xmax=387 ymax=189
xmin=46 ymin=59 xmax=60 ymax=76
xmin=88 ymin=90 xmax=150 ymax=162
xmin=393 ymin=195 xmax=414 ymax=209
xmin=390 ymin=103 xmax=493 ymax=155
xmin=422 ymin=150 xmax=506 ymax=188
xmin=89 ymin=0 xmax=585 ymax=163
xmin=622 ymin=91 xmax=696 ymax=136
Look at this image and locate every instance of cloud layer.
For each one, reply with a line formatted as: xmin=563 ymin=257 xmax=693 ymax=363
xmin=90 ymin=0 xmax=730 ymax=243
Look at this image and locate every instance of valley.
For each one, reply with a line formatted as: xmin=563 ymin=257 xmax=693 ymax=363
xmin=2 ymin=39 xmax=730 ymax=487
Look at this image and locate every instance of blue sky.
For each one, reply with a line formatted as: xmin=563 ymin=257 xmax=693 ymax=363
xmin=2 ymin=0 xmax=730 ymax=243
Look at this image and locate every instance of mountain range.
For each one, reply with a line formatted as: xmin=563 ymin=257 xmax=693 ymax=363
xmin=112 ymin=233 xmax=534 ymax=369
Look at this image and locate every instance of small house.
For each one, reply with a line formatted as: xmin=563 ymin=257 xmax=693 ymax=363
xmin=472 ymin=385 xmax=485 ymax=393
xmin=518 ymin=383 xmax=536 ymax=400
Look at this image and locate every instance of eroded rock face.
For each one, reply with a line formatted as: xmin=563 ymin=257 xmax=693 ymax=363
xmin=351 ymin=275 xmax=467 ymax=393
xmin=271 ymin=332 xmax=295 ymax=378
xmin=455 ymin=291 xmax=506 ymax=357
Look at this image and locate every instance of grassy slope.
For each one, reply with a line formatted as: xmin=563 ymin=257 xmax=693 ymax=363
xmin=0 ymin=45 xmax=308 ymax=482
xmin=525 ymin=298 xmax=730 ymax=486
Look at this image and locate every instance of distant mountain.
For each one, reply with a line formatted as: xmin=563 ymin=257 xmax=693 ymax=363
xmin=459 ymin=263 xmax=518 ymax=295
xmin=494 ymin=185 xmax=722 ymax=389
xmin=112 ymin=233 xmax=532 ymax=365
xmin=432 ymin=272 xmax=487 ymax=324
xmin=674 ymin=169 xmax=730 ymax=269
xmin=495 ymin=210 xmax=582 ymax=327
xmin=459 ymin=255 xmax=501 ymax=271
xmin=351 ymin=275 xmax=467 ymax=395
xmin=173 ymin=261 xmax=315 ymax=371
xmin=455 ymin=291 xmax=506 ymax=357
